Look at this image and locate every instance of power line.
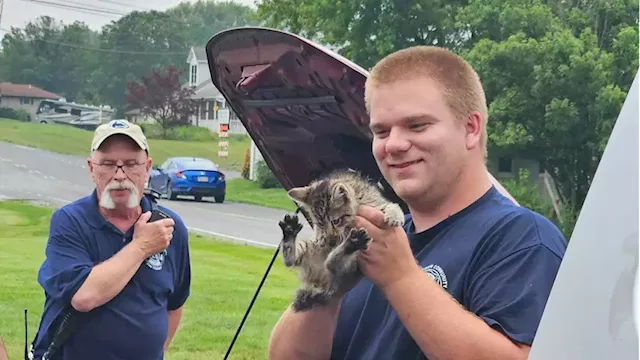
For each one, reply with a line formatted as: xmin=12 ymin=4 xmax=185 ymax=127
xmin=0 ymin=27 xmax=187 ymax=55
xmin=95 ymin=0 xmax=149 ymax=10
xmin=18 ymin=0 xmax=125 ymax=17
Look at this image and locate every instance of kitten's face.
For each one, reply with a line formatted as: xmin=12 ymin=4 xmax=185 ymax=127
xmin=288 ymin=179 xmax=357 ymax=240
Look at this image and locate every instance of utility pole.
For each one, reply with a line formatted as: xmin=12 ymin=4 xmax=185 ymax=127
xmin=0 ymin=0 xmax=4 ymax=30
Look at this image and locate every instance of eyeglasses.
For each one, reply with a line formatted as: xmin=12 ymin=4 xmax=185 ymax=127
xmin=93 ymin=161 xmax=146 ymax=174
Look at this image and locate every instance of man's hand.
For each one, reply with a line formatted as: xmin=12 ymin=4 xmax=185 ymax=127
xmin=354 ymin=205 xmax=422 ymax=291
xmin=132 ymin=212 xmax=175 ymax=257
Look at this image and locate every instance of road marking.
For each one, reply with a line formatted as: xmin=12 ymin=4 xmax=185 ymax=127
xmin=180 ymin=227 xmax=278 ymax=248
xmin=0 ymin=158 xmax=12 ymax=162
xmin=165 ymin=201 xmax=280 ymax=223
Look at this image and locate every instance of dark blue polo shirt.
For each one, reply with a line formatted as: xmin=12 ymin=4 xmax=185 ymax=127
xmin=31 ymin=190 xmax=191 ymax=360
xmin=331 ymin=186 xmax=567 ymax=359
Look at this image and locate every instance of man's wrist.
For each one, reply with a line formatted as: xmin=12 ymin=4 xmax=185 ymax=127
xmin=124 ymin=242 xmax=148 ymax=262
xmin=381 ymin=265 xmax=427 ymax=296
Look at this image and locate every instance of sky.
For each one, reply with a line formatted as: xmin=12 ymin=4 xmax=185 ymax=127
xmin=0 ymin=0 xmax=258 ymax=35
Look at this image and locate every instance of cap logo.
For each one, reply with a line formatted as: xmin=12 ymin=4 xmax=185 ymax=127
xmin=110 ymin=120 xmax=130 ymax=129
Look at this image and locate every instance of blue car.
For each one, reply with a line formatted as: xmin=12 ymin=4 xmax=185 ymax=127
xmin=147 ymin=157 xmax=226 ymax=203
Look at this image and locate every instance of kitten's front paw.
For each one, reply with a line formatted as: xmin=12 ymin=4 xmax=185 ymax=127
xmin=279 ymin=213 xmax=303 ymax=238
xmin=347 ymin=228 xmax=371 ymax=252
xmin=383 ymin=204 xmax=405 ymax=227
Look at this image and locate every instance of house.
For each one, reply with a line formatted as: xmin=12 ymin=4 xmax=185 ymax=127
xmin=186 ymin=46 xmax=247 ymax=135
xmin=0 ymin=82 xmax=61 ymax=121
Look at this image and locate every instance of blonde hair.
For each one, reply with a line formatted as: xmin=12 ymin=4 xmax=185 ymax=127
xmin=364 ymin=46 xmax=489 ymax=154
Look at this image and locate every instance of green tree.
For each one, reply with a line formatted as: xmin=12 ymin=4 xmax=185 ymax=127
xmin=0 ymin=16 xmax=100 ymax=103
xmin=166 ymin=0 xmax=260 ymax=46
xmin=94 ymin=11 xmax=190 ymax=114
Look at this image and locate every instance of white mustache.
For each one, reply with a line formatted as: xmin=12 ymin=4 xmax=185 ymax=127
xmin=100 ymin=180 xmax=140 ymax=209
xmin=105 ymin=180 xmax=136 ymax=191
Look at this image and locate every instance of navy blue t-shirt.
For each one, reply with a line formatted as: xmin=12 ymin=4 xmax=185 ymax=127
xmin=31 ymin=190 xmax=191 ymax=360
xmin=331 ymin=186 xmax=567 ymax=359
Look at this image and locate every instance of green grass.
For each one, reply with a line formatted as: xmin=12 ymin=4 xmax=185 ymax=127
xmin=0 ymin=200 xmax=299 ymax=360
xmin=226 ymin=178 xmax=297 ymax=212
xmin=0 ymin=119 xmax=250 ymax=172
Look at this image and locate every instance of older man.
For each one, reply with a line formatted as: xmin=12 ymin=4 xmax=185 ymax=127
xmin=29 ymin=120 xmax=191 ymax=360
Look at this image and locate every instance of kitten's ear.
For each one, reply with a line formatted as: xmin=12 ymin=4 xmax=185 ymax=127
xmin=288 ymin=186 xmax=311 ymax=203
xmin=331 ymin=183 xmax=350 ymax=204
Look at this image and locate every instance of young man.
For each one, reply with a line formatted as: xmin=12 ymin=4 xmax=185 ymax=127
xmin=29 ymin=120 xmax=191 ymax=360
xmin=268 ymin=46 xmax=567 ymax=359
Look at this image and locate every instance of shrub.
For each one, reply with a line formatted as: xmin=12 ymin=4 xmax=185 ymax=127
xmin=139 ymin=123 xmax=215 ymax=141
xmin=501 ymin=168 xmax=553 ymax=217
xmin=255 ymin=160 xmax=283 ymax=189
xmin=241 ymin=146 xmax=251 ymax=180
xmin=0 ymin=107 xmax=29 ymax=121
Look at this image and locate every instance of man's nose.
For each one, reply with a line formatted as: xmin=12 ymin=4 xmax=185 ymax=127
xmin=113 ymin=167 xmax=127 ymax=180
xmin=385 ymin=128 xmax=411 ymax=154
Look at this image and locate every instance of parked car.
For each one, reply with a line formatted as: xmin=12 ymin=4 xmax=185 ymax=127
xmin=146 ymin=157 xmax=226 ymax=203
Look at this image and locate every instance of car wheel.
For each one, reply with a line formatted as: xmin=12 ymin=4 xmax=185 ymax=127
xmin=214 ymin=194 xmax=225 ymax=203
xmin=167 ymin=181 xmax=177 ymax=200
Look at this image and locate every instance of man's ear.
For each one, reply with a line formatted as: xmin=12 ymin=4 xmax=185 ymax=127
xmin=465 ymin=111 xmax=483 ymax=150
xmin=87 ymin=157 xmax=97 ymax=183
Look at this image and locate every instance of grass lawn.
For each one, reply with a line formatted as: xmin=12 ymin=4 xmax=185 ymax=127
xmin=0 ymin=200 xmax=299 ymax=360
xmin=0 ymin=118 xmax=250 ymax=172
xmin=226 ymin=178 xmax=297 ymax=212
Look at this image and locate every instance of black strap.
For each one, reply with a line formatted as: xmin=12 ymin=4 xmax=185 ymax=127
xmin=222 ymin=206 xmax=305 ymax=360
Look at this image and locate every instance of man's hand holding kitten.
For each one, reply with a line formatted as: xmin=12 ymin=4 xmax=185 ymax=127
xmin=355 ymin=205 xmax=424 ymax=294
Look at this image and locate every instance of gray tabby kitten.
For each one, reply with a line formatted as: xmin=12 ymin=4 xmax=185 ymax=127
xmin=278 ymin=169 xmax=405 ymax=312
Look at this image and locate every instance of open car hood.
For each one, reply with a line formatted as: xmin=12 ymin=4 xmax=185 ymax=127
xmin=205 ymin=26 xmax=408 ymax=211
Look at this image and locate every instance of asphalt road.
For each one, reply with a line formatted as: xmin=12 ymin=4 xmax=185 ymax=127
xmin=0 ymin=141 xmax=313 ymax=248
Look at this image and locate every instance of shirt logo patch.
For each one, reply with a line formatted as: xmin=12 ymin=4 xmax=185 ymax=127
xmin=422 ymin=264 xmax=448 ymax=289
xmin=145 ymin=249 xmax=167 ymax=271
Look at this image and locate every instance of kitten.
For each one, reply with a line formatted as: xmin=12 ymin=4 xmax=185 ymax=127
xmin=278 ymin=169 xmax=405 ymax=312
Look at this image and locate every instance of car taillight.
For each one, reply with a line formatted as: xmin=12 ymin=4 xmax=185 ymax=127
xmin=176 ymin=172 xmax=186 ymax=179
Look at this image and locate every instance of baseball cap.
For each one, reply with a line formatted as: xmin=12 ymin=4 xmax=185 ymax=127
xmin=91 ymin=119 xmax=149 ymax=152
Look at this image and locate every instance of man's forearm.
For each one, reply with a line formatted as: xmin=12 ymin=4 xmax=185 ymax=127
xmin=268 ymin=300 xmax=341 ymax=360
xmin=165 ymin=307 xmax=183 ymax=350
xmin=71 ymin=243 xmax=147 ymax=312
xmin=382 ymin=268 xmax=529 ymax=360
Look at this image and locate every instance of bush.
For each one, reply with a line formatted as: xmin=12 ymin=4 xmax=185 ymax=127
xmin=255 ymin=160 xmax=283 ymax=189
xmin=139 ymin=123 xmax=215 ymax=141
xmin=0 ymin=107 xmax=30 ymax=121
xmin=241 ymin=146 xmax=251 ymax=180
xmin=501 ymin=168 xmax=553 ymax=217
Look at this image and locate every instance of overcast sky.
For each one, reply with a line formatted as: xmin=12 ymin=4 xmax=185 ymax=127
xmin=0 ymin=0 xmax=258 ymax=34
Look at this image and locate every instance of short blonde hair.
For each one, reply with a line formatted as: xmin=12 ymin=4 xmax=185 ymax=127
xmin=364 ymin=46 xmax=489 ymax=153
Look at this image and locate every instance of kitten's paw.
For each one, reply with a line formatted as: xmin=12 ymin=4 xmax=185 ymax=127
xmin=279 ymin=213 xmax=303 ymax=237
xmin=382 ymin=203 xmax=405 ymax=227
xmin=347 ymin=228 xmax=371 ymax=251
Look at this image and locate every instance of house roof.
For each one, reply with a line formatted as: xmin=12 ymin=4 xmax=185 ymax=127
xmin=194 ymin=46 xmax=207 ymax=60
xmin=190 ymin=78 xmax=223 ymax=100
xmin=187 ymin=46 xmax=208 ymax=64
xmin=0 ymin=82 xmax=60 ymax=99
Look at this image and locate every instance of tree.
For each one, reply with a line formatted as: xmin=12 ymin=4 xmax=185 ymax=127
xmin=0 ymin=16 xmax=101 ymax=103
xmin=125 ymin=66 xmax=197 ymax=137
xmin=95 ymin=11 xmax=191 ymax=114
